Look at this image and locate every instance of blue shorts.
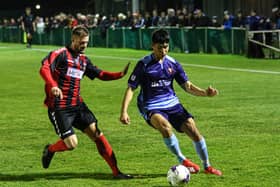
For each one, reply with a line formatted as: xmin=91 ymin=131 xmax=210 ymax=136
xmin=139 ymin=104 xmax=193 ymax=133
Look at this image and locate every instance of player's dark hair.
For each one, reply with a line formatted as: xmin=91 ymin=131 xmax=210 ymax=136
xmin=152 ymin=29 xmax=170 ymax=44
xmin=72 ymin=25 xmax=89 ymax=37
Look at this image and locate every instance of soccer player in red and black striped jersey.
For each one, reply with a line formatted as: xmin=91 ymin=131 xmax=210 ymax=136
xmin=40 ymin=25 xmax=132 ymax=179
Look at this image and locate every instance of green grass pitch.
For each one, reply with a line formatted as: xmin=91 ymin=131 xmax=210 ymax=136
xmin=0 ymin=43 xmax=279 ymax=187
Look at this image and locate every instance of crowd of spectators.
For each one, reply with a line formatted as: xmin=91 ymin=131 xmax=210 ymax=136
xmin=0 ymin=6 xmax=279 ymax=58
xmin=0 ymin=6 xmax=279 ymax=34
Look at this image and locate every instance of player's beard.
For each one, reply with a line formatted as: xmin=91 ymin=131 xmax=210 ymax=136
xmin=79 ymin=47 xmax=86 ymax=54
xmin=75 ymin=45 xmax=86 ymax=54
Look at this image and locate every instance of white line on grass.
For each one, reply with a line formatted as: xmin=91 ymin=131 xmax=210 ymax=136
xmin=181 ymin=64 xmax=280 ymax=75
xmin=28 ymin=48 xmax=280 ymax=75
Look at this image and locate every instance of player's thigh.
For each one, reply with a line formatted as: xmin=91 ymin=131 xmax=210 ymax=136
xmin=180 ymin=118 xmax=202 ymax=141
xmin=74 ymin=103 xmax=99 ymax=133
xmin=150 ymin=113 xmax=173 ymax=137
xmin=48 ymin=109 xmax=76 ymax=139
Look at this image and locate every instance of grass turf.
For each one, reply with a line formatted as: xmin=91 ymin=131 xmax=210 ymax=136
xmin=0 ymin=43 xmax=279 ymax=187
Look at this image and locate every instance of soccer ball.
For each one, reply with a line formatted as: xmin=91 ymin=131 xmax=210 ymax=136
xmin=167 ymin=165 xmax=190 ymax=186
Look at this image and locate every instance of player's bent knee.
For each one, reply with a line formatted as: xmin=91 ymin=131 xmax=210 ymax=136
xmin=64 ymin=135 xmax=78 ymax=150
xmin=158 ymin=123 xmax=173 ymax=137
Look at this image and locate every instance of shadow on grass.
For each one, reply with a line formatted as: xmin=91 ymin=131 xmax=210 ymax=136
xmin=0 ymin=172 xmax=166 ymax=182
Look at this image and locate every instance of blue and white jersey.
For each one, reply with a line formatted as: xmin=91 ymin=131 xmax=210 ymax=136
xmin=128 ymin=54 xmax=189 ymax=114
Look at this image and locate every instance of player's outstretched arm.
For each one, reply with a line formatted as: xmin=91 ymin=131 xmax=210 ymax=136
xmin=98 ymin=62 xmax=130 ymax=81
xmin=120 ymin=86 xmax=134 ymax=125
xmin=181 ymin=81 xmax=218 ymax=97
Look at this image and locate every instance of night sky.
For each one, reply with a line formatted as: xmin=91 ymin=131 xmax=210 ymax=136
xmin=1 ymin=0 xmax=90 ymax=17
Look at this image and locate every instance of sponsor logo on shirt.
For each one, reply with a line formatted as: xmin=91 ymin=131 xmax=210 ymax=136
xmin=67 ymin=67 xmax=84 ymax=79
xmin=151 ymin=80 xmax=171 ymax=87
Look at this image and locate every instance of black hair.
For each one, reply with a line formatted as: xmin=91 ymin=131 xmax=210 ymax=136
xmin=152 ymin=29 xmax=170 ymax=44
xmin=72 ymin=25 xmax=89 ymax=37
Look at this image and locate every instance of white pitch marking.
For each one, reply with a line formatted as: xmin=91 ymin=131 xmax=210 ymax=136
xmin=26 ymin=48 xmax=280 ymax=75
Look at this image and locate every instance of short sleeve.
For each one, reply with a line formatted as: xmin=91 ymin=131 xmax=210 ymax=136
xmin=174 ymin=62 xmax=189 ymax=85
xmin=128 ymin=61 xmax=144 ymax=89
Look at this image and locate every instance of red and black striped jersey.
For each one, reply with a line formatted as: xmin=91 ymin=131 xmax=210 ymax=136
xmin=40 ymin=46 xmax=103 ymax=109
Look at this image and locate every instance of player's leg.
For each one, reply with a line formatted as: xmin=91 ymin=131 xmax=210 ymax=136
xmin=42 ymin=109 xmax=77 ymax=169
xmin=149 ymin=113 xmax=189 ymax=167
xmin=180 ymin=118 xmax=222 ymax=176
xmin=78 ymin=103 xmax=132 ymax=179
xmin=26 ymin=31 xmax=32 ymax=48
xmin=84 ymin=123 xmax=132 ymax=179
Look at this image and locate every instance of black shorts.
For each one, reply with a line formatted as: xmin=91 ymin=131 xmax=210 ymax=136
xmin=25 ymin=27 xmax=34 ymax=35
xmin=48 ymin=103 xmax=98 ymax=139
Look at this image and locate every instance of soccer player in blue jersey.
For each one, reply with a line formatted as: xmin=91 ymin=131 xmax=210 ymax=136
xmin=120 ymin=29 xmax=222 ymax=176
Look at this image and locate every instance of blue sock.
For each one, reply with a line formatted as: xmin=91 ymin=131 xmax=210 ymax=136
xmin=163 ymin=134 xmax=186 ymax=163
xmin=193 ymin=137 xmax=210 ymax=169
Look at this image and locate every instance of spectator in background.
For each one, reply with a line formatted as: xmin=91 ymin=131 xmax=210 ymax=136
xmin=177 ymin=13 xmax=185 ymax=27
xmin=21 ymin=7 xmax=36 ymax=48
xmin=9 ymin=18 xmax=18 ymax=27
xmin=259 ymin=16 xmax=274 ymax=58
xmin=124 ymin=11 xmax=133 ymax=27
xmin=233 ymin=10 xmax=246 ymax=28
xmin=44 ymin=17 xmax=52 ymax=33
xmin=272 ymin=6 xmax=280 ymax=29
xmin=86 ymin=14 xmax=96 ymax=28
xmin=189 ymin=9 xmax=209 ymax=53
xmin=167 ymin=8 xmax=178 ymax=26
xmin=191 ymin=9 xmax=210 ymax=28
xmin=133 ymin=12 xmax=145 ymax=29
xmin=185 ymin=10 xmax=194 ymax=27
xmin=68 ymin=14 xmax=78 ymax=29
xmin=77 ymin=13 xmax=87 ymax=26
xmin=232 ymin=10 xmax=246 ymax=54
xmin=151 ymin=9 xmax=159 ymax=27
xmin=247 ymin=9 xmax=264 ymax=58
xmin=208 ymin=16 xmax=224 ymax=54
xmin=36 ymin=17 xmax=45 ymax=34
xmin=158 ymin=11 xmax=168 ymax=27
xmin=99 ymin=16 xmax=111 ymax=38
xmin=144 ymin=11 xmax=152 ymax=28
xmin=222 ymin=10 xmax=234 ymax=53
xmin=3 ymin=18 xmax=9 ymax=27
xmin=210 ymin=16 xmax=220 ymax=27
xmin=222 ymin=10 xmax=234 ymax=30
xmin=248 ymin=10 xmax=260 ymax=31
xmin=114 ymin=13 xmax=126 ymax=28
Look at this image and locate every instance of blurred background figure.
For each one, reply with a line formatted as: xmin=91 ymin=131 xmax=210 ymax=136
xmin=21 ymin=7 xmax=36 ymax=48
xmin=36 ymin=17 xmax=45 ymax=34
xmin=247 ymin=9 xmax=264 ymax=58
xmin=233 ymin=10 xmax=246 ymax=28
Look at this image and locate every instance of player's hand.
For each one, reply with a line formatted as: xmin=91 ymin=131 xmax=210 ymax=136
xmin=206 ymin=86 xmax=218 ymax=97
xmin=121 ymin=62 xmax=130 ymax=77
xmin=120 ymin=112 xmax=130 ymax=125
xmin=51 ymin=87 xmax=63 ymax=99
